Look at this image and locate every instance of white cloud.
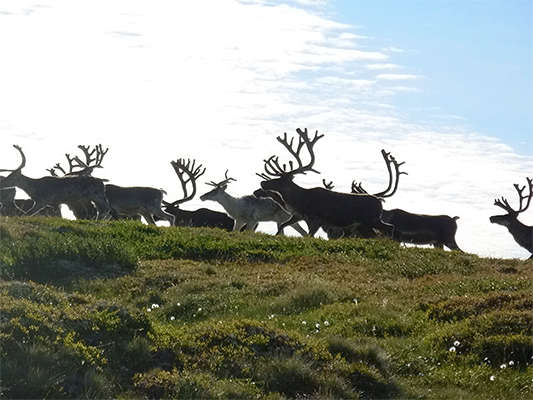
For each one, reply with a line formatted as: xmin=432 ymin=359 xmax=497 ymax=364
xmin=0 ymin=0 xmax=531 ymax=259
xmin=366 ymin=63 xmax=402 ymax=70
xmin=377 ymin=74 xmax=419 ymax=80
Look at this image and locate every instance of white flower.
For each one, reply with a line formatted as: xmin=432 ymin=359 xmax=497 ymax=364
xmin=490 ymin=375 xmax=495 ymax=381
xmin=151 ymin=303 xmax=159 ymax=309
xmin=453 ymin=340 xmax=460 ymax=346
xmin=177 ymin=302 xmax=181 ymax=306
xmin=170 ymin=316 xmax=175 ymax=321
xmin=302 ymin=320 xmax=307 ymax=325
xmin=147 ymin=308 xmax=151 ymax=312
xmin=500 ymin=363 xmax=507 ymax=369
xmin=197 ymin=307 xmax=202 ymax=312
xmin=324 ymin=320 xmax=330 ymax=326
xmin=268 ymin=314 xmax=275 ymax=320
xmin=449 ymin=346 xmax=456 ymax=352
xmin=508 ymin=360 xmax=515 ymax=366
xmin=353 ymin=298 xmax=358 ymax=305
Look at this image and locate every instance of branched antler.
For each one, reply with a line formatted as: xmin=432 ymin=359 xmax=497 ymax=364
xmin=165 ymin=158 xmax=206 ymax=206
xmin=494 ymin=177 xmax=533 ymax=214
xmin=351 ymin=149 xmax=407 ymax=198
xmin=48 ymin=144 xmax=108 ymax=177
xmin=259 ymin=128 xmax=324 ymax=179
xmin=206 ymin=170 xmax=236 ymax=188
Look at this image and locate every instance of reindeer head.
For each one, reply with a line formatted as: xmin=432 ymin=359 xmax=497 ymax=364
xmin=0 ymin=145 xmax=27 ymax=188
xmin=200 ymin=170 xmax=236 ymax=202
xmin=257 ymin=128 xmax=323 ymax=194
xmin=490 ymin=177 xmax=532 ymax=227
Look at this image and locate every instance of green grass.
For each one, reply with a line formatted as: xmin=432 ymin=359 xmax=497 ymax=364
xmin=0 ymin=216 xmax=532 ymax=399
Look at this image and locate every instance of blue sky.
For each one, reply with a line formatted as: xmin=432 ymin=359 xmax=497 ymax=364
xmin=332 ymin=0 xmax=532 ymax=154
xmin=0 ymin=0 xmax=532 ymax=258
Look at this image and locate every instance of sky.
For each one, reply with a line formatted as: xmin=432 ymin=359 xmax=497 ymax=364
xmin=0 ymin=0 xmax=532 ymax=259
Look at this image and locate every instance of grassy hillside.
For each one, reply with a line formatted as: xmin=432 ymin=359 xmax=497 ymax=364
xmin=0 ymin=217 xmax=531 ymax=399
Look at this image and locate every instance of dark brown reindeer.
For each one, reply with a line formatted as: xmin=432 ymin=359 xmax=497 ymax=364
xmin=0 ymin=145 xmax=110 ymax=218
xmin=48 ymin=144 xmax=168 ymax=224
xmin=352 ymin=166 xmax=461 ymax=251
xmin=350 ymin=149 xmax=407 ymax=201
xmin=323 ymin=149 xmax=407 ymax=239
xmin=47 ymin=144 xmax=109 ymax=219
xmin=490 ymin=177 xmax=532 ymax=259
xmin=257 ymin=128 xmax=394 ymax=238
xmin=162 ymin=158 xmax=234 ymax=230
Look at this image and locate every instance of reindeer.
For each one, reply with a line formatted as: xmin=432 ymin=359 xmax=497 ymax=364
xmin=351 ymin=167 xmax=461 ymax=251
xmin=102 ymin=184 xmax=174 ymax=225
xmin=323 ymin=149 xmax=407 ymax=239
xmin=48 ymin=145 xmax=168 ymax=224
xmin=257 ymin=128 xmax=394 ymax=238
xmin=490 ymin=177 xmax=532 ymax=259
xmin=47 ymin=144 xmax=109 ymax=219
xmin=199 ymin=170 xmax=307 ymax=235
xmin=0 ymin=145 xmax=110 ymax=218
xmin=162 ymin=158 xmax=234 ymax=230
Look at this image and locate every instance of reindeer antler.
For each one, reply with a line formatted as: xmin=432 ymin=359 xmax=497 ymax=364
xmin=494 ymin=177 xmax=533 ymax=215
xmin=351 ymin=149 xmax=407 ymax=198
xmin=259 ymin=128 xmax=324 ymax=179
xmin=322 ymin=179 xmax=335 ymax=190
xmin=48 ymin=144 xmax=108 ymax=177
xmin=206 ymin=170 xmax=236 ymax=188
xmin=165 ymin=158 xmax=206 ymax=206
xmin=0 ymin=145 xmax=27 ymax=173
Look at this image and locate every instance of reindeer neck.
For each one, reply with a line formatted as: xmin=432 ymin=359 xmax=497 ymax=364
xmin=213 ymin=191 xmax=242 ymax=217
xmin=506 ymin=218 xmax=533 ymax=250
xmin=275 ymin=180 xmax=307 ymax=204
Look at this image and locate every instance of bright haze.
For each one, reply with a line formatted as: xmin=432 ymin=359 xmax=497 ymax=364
xmin=0 ymin=0 xmax=531 ymax=259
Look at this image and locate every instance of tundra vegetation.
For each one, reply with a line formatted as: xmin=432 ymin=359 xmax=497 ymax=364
xmin=0 ymin=217 xmax=531 ymax=399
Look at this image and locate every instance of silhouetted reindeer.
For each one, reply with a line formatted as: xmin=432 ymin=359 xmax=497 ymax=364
xmin=352 ymin=166 xmax=461 ymax=251
xmin=0 ymin=145 xmax=110 ymax=219
xmin=490 ymin=177 xmax=532 ymax=259
xmin=257 ymin=128 xmax=394 ymax=237
xmin=200 ymin=170 xmax=307 ymax=235
xmin=47 ymin=144 xmax=109 ymax=219
xmin=324 ymin=149 xmax=407 ymax=239
xmin=162 ymin=158 xmax=234 ymax=230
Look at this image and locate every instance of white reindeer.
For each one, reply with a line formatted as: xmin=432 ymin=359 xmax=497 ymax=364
xmin=199 ymin=170 xmax=307 ymax=236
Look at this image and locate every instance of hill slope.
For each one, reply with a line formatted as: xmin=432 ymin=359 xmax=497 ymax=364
xmin=0 ymin=217 xmax=531 ymax=399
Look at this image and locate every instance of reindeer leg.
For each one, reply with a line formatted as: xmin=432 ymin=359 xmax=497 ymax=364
xmin=373 ymin=219 xmax=394 ymax=238
xmin=289 ymin=222 xmax=308 ymax=237
xmin=276 ymin=214 xmax=301 ymax=235
xmin=244 ymin=221 xmax=256 ymax=231
xmin=154 ymin=208 xmax=175 ymax=226
xmin=27 ymin=202 xmax=47 ymax=216
xmin=93 ymin=197 xmax=111 ymax=220
xmin=143 ymin=213 xmax=157 ymax=225
xmin=307 ymin=219 xmax=321 ymax=237
xmin=233 ymin=220 xmax=246 ymax=232
xmin=13 ymin=200 xmax=28 ymax=214
xmin=445 ymin=239 xmax=462 ymax=252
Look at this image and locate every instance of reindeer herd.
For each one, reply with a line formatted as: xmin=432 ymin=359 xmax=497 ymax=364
xmin=1 ymin=128 xmax=532 ymax=259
